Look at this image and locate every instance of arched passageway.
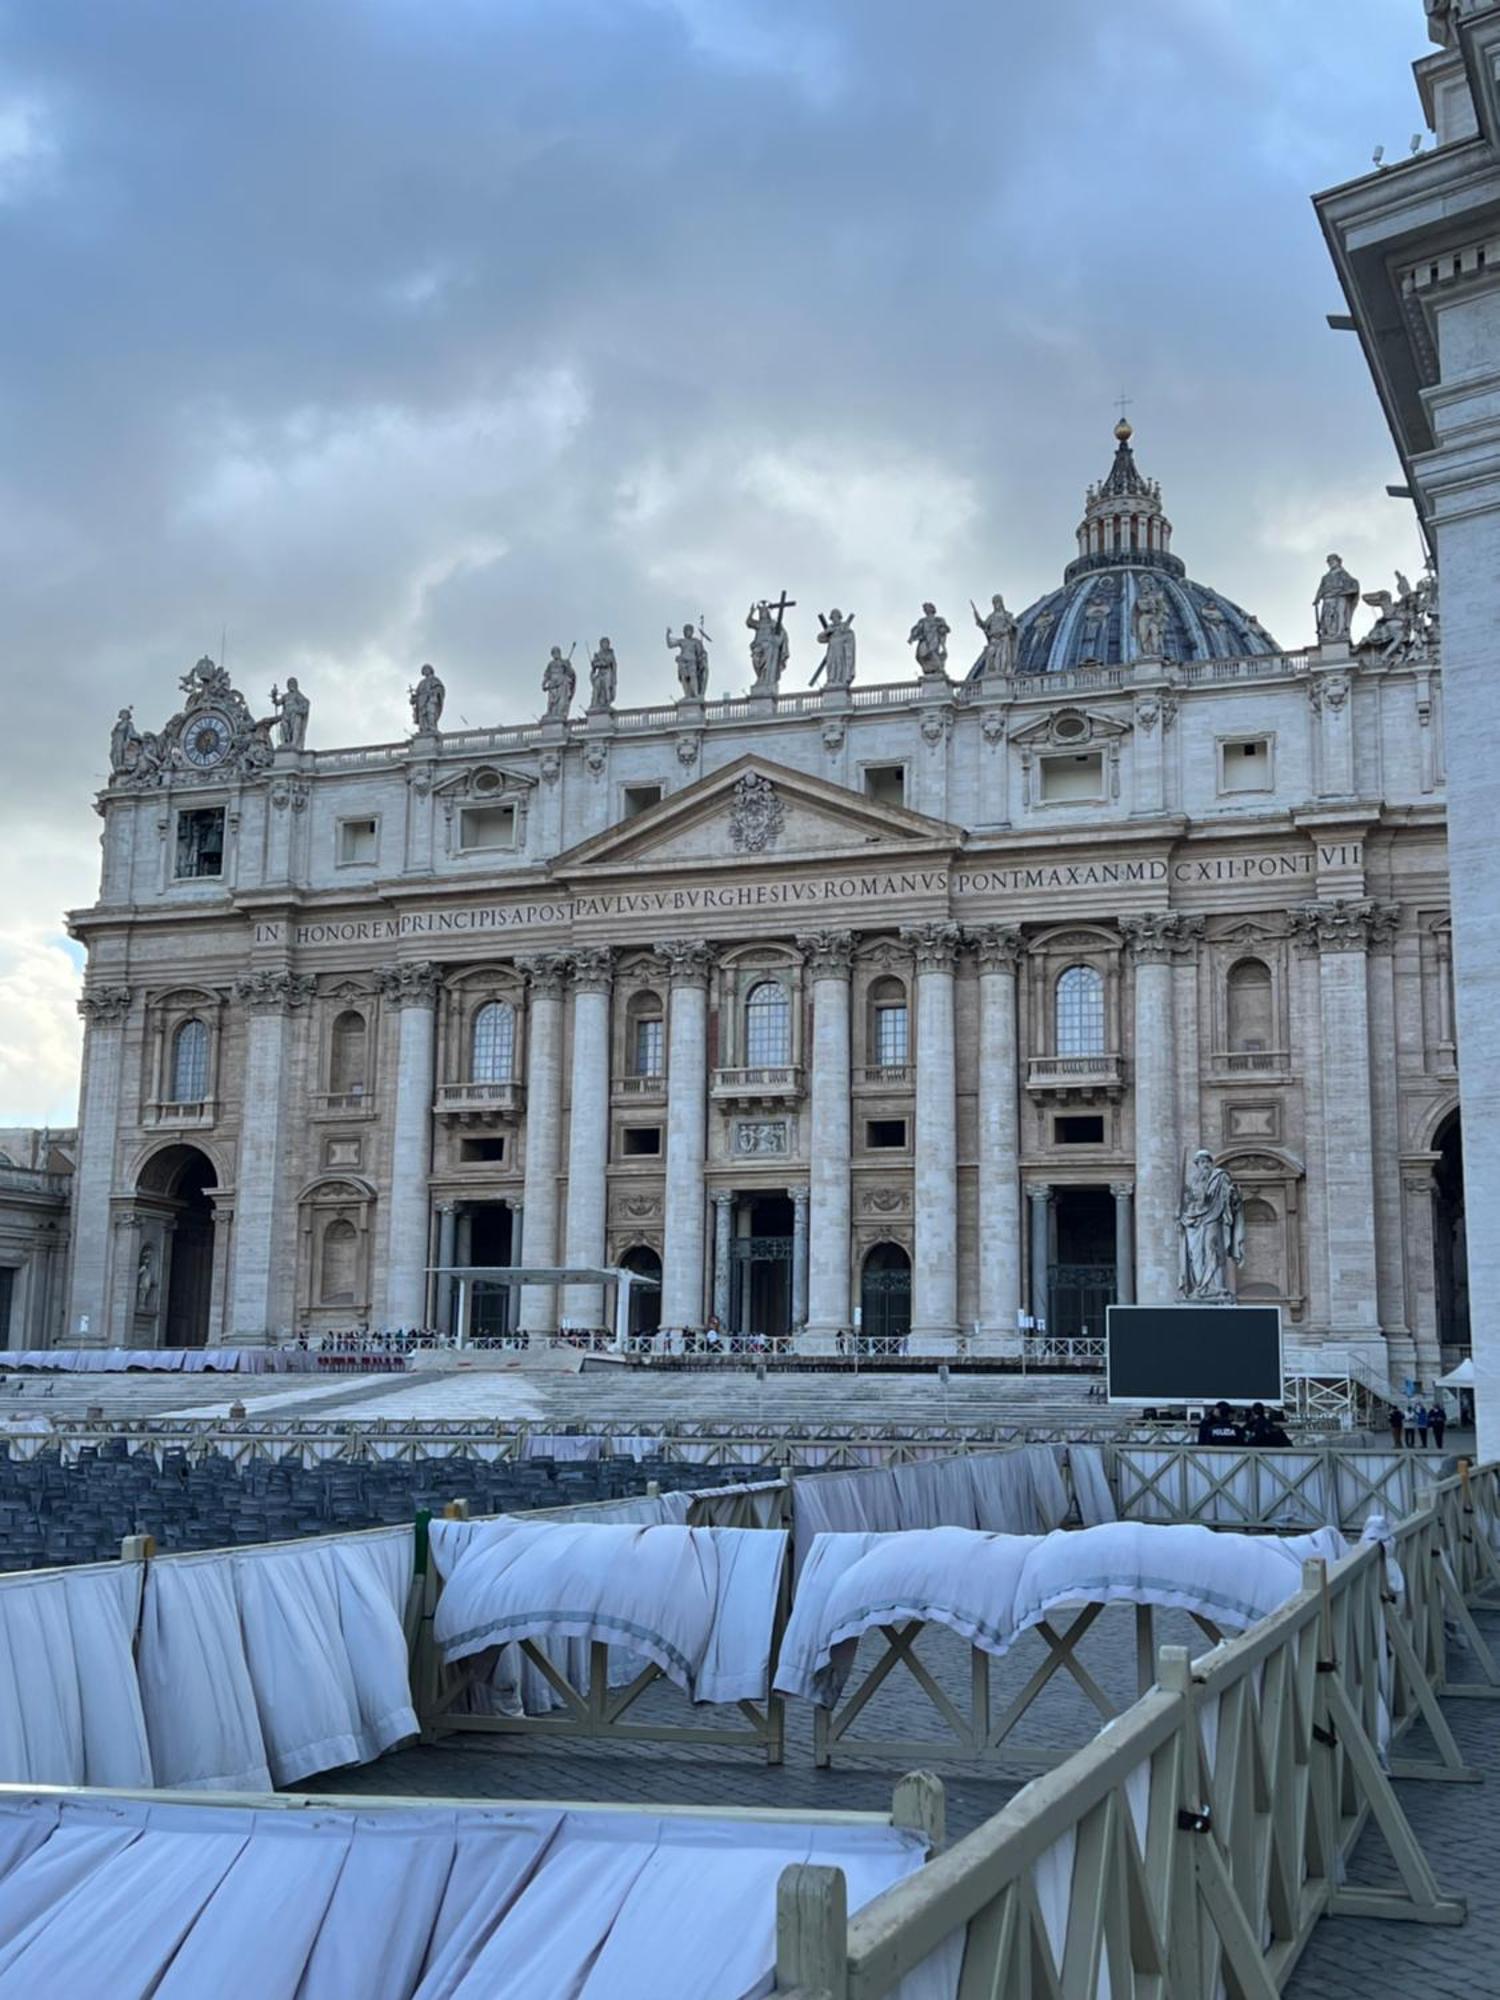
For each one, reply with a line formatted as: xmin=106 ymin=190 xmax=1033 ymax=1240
xmin=860 ymin=1241 xmax=911 ymax=1350
xmin=1434 ymin=1111 xmax=1468 ymax=1352
xmin=136 ymin=1144 xmax=217 ymax=1348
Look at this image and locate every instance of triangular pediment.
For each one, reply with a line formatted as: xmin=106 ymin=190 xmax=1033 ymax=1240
xmin=553 ymin=754 xmax=963 ymax=878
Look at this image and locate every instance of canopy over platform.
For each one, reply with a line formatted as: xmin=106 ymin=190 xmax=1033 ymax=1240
xmin=426 ymin=1265 xmax=659 ymax=1354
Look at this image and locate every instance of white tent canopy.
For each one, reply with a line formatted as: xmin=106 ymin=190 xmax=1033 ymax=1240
xmin=1436 ymin=1356 xmax=1474 ymax=1389
xmin=426 ymin=1266 xmax=657 ymax=1352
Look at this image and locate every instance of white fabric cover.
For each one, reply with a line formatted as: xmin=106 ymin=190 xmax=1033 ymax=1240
xmin=791 ymin=1446 xmax=1073 ymax=1576
xmin=0 ymin=1349 xmax=319 ymax=1374
xmin=431 ymin=1519 xmax=786 ymax=1705
xmin=1068 ymin=1446 xmax=1116 ymax=1525
xmin=0 ymin=1794 xmax=952 ymax=2000
xmin=0 ymin=1567 xmax=152 ymax=1788
xmin=775 ymin=1521 xmax=1349 ymax=1704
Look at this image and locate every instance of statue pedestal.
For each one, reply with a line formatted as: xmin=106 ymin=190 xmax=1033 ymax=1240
xmin=1314 ymin=639 xmax=1352 ymax=664
xmin=917 ymin=674 xmax=953 ymax=703
xmin=675 ymin=699 xmax=704 ymax=725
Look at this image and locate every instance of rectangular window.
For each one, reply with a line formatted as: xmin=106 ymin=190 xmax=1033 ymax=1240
xmin=460 ymin=1136 xmax=507 ymax=1163
xmin=1219 ymin=737 xmax=1272 ymax=794
xmin=873 ymin=1005 xmax=908 ymax=1067
xmin=863 ymin=765 xmax=906 ymax=809
xmin=174 ymin=808 xmax=226 ymax=879
xmin=621 ymin=1126 xmax=663 ymax=1157
xmin=337 ymin=817 xmax=379 ymax=865
xmin=1039 ymin=753 xmax=1104 ymax=803
xmin=1055 ymin=1114 xmax=1105 ymax=1145
xmin=623 ymin=783 xmax=663 ymax=818
xmin=633 ymin=1017 xmax=665 ymax=1077
xmin=865 ymin=1118 xmax=908 ymax=1149
xmin=459 ymin=804 xmax=517 ymax=851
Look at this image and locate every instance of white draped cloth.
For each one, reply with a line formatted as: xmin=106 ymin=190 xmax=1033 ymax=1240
xmin=431 ymin=1519 xmax=786 ymax=1706
xmin=792 ymin=1447 xmax=1072 ymax=1574
xmin=775 ymin=1521 xmax=1349 ymax=1704
xmin=0 ymin=1566 xmax=152 ymax=1788
xmin=0 ymin=1794 xmax=955 ymax=2000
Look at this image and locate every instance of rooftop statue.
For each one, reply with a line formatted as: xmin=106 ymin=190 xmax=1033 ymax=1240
xmin=746 ymin=595 xmax=792 ymax=693
xmin=1314 ymin=553 xmax=1360 ymax=645
xmin=271 ymin=677 xmax=310 ymax=749
xmin=1133 ymin=577 xmax=1168 ymax=658
xmin=542 ymin=645 xmax=576 ymax=722
xmin=908 ymin=602 xmax=950 ymax=678
xmin=972 ymin=594 xmax=1017 ymax=678
xmin=409 ymin=662 xmax=446 ymax=734
xmin=109 ymin=706 xmax=142 ymax=777
xmin=667 ymin=621 xmax=710 ymax=701
xmin=812 ymin=608 xmax=856 ymax=689
xmin=1178 ymin=1149 xmax=1245 ymax=1305
xmin=588 ymin=638 xmax=617 ymax=711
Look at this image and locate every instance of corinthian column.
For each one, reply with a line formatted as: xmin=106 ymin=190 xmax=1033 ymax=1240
xmin=969 ymin=926 xmax=1023 ymax=1354
xmin=379 ymin=961 xmax=440 ymax=1328
xmin=658 ymin=938 xmax=714 ymax=1331
xmin=796 ymin=928 xmax=854 ymax=1352
xmin=1290 ymin=900 xmax=1392 ymax=1342
xmin=562 ymin=947 xmax=614 ymax=1330
xmin=1121 ymin=914 xmax=1201 ymax=1303
xmin=903 ymin=922 xmax=962 ymax=1352
xmin=231 ymin=968 xmax=315 ymax=1340
xmin=517 ymin=954 xmax=569 ymax=1337
xmin=67 ymin=984 xmax=133 ymax=1346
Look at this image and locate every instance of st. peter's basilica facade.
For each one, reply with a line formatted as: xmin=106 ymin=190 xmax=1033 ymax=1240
xmin=58 ymin=424 xmax=1465 ymax=1383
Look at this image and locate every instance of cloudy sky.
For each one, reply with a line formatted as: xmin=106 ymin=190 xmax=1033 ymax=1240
xmin=0 ymin=0 xmax=1432 ymax=1122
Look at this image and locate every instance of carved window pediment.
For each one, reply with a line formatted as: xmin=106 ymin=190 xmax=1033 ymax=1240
xmin=434 ymin=763 xmax=537 ymax=805
xmin=1011 ymin=706 xmax=1130 ymax=751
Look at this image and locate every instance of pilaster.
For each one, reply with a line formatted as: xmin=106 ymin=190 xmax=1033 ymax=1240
xmin=228 ymin=968 xmax=314 ymax=1341
xmin=903 ymin=922 xmax=962 ymax=1351
xmin=797 ymin=928 xmax=854 ymax=1353
xmin=378 ymin=960 xmax=440 ymax=1329
xmin=657 ymin=938 xmax=714 ymax=1332
xmin=562 ymin=947 xmax=614 ymax=1329
xmin=516 ymin=953 xmax=570 ymax=1336
xmin=1121 ymin=913 xmax=1201 ymax=1304
xmin=967 ymin=925 xmax=1024 ymax=1354
xmin=65 ymin=984 xmax=132 ymax=1345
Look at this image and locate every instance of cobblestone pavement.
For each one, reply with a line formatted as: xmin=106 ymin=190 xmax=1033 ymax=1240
xmin=299 ymin=1602 xmax=1205 ymax=1844
xmin=1286 ymin=1604 xmax=1500 ymax=2000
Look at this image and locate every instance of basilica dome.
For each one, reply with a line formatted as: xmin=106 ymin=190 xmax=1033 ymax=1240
xmin=975 ymin=422 xmax=1279 ymax=677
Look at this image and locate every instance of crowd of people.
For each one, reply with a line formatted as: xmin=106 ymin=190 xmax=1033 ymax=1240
xmin=1386 ymin=1397 xmax=1449 ymax=1449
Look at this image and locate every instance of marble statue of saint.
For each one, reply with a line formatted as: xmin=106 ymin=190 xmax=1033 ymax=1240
xmin=542 ymin=645 xmax=576 ymax=721
xmin=908 ymin=602 xmax=950 ymax=677
xmin=135 ymin=1242 xmax=158 ymax=1314
xmin=409 ymin=662 xmax=446 ymax=734
xmin=813 ymin=609 xmax=856 ymax=688
xmin=1133 ymin=578 xmax=1168 ymax=657
xmin=972 ymin=594 xmax=1017 ymax=678
xmin=109 ymin=707 xmax=141 ymax=775
xmin=1314 ymin=554 xmax=1361 ymax=644
xmin=746 ymin=602 xmax=790 ymax=693
xmin=271 ymin=676 xmax=310 ymax=749
xmin=588 ymin=638 xmax=617 ymax=710
xmin=1177 ymin=1149 xmax=1245 ymax=1303
xmin=667 ymin=622 xmax=710 ymax=701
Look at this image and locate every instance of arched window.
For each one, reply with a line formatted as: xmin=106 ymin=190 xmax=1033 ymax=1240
xmin=329 ymin=1010 xmax=367 ymax=1096
xmin=869 ymin=975 xmax=909 ymax=1069
xmin=744 ymin=981 xmax=791 ymax=1067
xmin=627 ymin=990 xmax=665 ymax=1078
xmin=1238 ymin=1196 xmax=1282 ymax=1300
xmin=319 ymin=1218 xmax=359 ymax=1305
xmin=1055 ymin=965 xmax=1105 ymax=1057
xmin=169 ymin=1018 xmax=209 ymax=1102
xmin=1226 ymin=958 xmax=1273 ymax=1053
xmin=472 ymin=1001 xmax=516 ymax=1083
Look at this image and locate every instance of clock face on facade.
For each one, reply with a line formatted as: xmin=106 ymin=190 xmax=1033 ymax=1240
xmin=182 ymin=711 xmax=233 ymax=768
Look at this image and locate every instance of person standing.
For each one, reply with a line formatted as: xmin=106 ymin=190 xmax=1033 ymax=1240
xmin=1388 ymin=1403 xmax=1405 ymax=1449
xmin=1403 ymin=1401 xmax=1419 ymax=1448
xmin=1415 ymin=1401 xmax=1430 ymax=1448
xmin=1430 ymin=1397 xmax=1448 ymax=1450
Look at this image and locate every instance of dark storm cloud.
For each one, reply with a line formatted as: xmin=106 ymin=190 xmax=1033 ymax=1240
xmin=0 ymin=0 xmax=1427 ymax=1116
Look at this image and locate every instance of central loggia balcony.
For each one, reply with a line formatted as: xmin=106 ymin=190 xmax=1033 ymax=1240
xmin=433 ymin=1079 xmax=526 ymax=1120
xmin=1025 ymin=1053 xmax=1125 ymax=1101
xmin=711 ymin=1064 xmax=804 ymax=1107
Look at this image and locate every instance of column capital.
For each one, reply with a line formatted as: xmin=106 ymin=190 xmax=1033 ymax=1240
xmin=1121 ymin=912 xmax=1204 ymax=964
xmin=653 ymin=936 xmax=715 ymax=987
xmin=77 ymin=983 xmax=132 ymax=1024
xmin=1287 ymin=898 xmax=1397 ymax=954
xmin=570 ymin=946 xmax=615 ymax=993
xmin=710 ymin=1188 xmax=736 ymax=1212
xmin=790 ymin=1184 xmax=811 ymax=1211
xmin=1109 ymin=1180 xmax=1136 ymax=1201
xmin=376 ymin=960 xmax=441 ymax=1009
xmin=795 ymin=928 xmax=855 ymax=979
xmin=900 ymin=920 xmax=963 ymax=974
xmin=515 ymin=951 xmax=571 ymax=998
xmin=436 ymin=1199 xmax=460 ymax=1216
xmin=1027 ymin=1181 xmax=1053 ymax=1206
xmin=234 ymin=968 xmax=317 ymax=1012
xmin=965 ymin=924 xmax=1025 ymax=971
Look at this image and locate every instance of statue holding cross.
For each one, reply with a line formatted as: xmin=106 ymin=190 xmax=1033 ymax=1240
xmin=746 ymin=591 xmax=794 ymax=694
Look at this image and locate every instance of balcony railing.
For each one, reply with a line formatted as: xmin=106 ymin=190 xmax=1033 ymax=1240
xmin=1025 ymin=1053 xmax=1124 ymax=1097
xmin=310 ymin=1088 xmax=377 ymax=1117
xmin=711 ymin=1064 xmax=804 ymax=1102
xmin=856 ymin=1063 xmax=911 ymax=1088
xmin=1210 ymin=1049 xmax=1289 ymax=1076
xmin=434 ymin=1079 xmax=525 ymax=1117
xmin=617 ymin=1073 xmax=666 ymax=1098
xmin=144 ymin=1099 xmax=215 ymax=1129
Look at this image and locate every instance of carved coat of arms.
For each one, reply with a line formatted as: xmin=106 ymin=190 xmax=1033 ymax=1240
xmin=728 ymin=772 xmax=784 ymax=854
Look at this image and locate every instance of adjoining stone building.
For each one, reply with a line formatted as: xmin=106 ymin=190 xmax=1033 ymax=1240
xmin=0 ymin=1128 xmax=75 ymax=1349
xmin=59 ymin=425 xmax=1466 ymax=1381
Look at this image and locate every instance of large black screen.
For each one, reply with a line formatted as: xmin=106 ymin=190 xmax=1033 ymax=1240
xmin=1106 ymin=1304 xmax=1283 ymax=1404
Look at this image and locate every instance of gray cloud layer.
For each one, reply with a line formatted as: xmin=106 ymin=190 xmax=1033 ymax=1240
xmin=0 ymin=0 xmax=1429 ymax=1118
